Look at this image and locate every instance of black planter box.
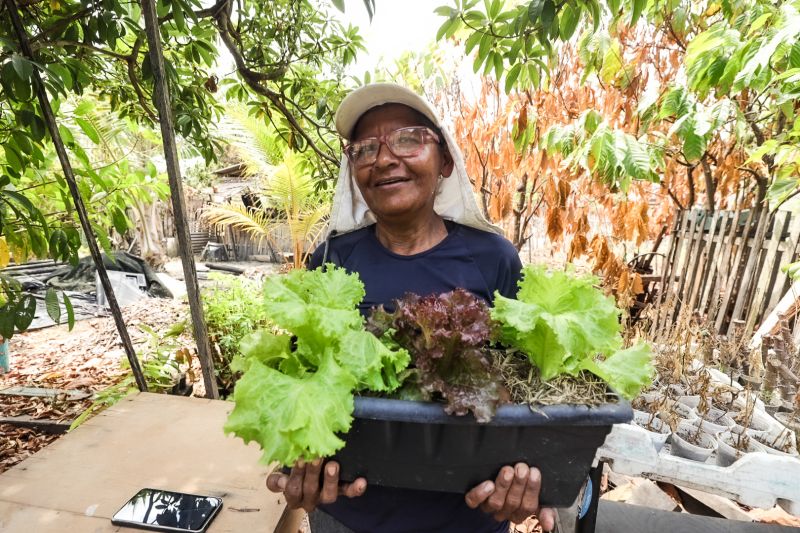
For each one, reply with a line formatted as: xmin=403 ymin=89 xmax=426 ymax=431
xmin=331 ymin=396 xmax=632 ymax=507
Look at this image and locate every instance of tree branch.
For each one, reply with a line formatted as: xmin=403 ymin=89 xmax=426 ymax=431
xmin=213 ymin=7 xmax=337 ymax=165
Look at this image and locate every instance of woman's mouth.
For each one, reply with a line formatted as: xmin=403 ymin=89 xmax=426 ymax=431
xmin=374 ymin=177 xmax=410 ymax=188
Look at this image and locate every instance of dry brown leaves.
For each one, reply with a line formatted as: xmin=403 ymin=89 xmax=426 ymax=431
xmin=0 ymin=425 xmax=61 ymax=473
xmin=0 ymin=297 xmax=196 ymax=475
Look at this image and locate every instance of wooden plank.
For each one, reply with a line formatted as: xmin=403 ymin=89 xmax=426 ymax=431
xmin=676 ymin=209 xmax=707 ymax=319
xmin=729 ymin=209 xmax=771 ymax=336
xmin=675 ymin=485 xmax=754 ymax=521
xmin=596 ymin=501 xmax=800 ymax=533
xmin=700 ymin=210 xmax=737 ymax=323
xmin=664 ymin=210 xmax=696 ymax=326
xmin=746 ymin=210 xmax=791 ymax=334
xmin=0 ymin=415 xmax=71 ymax=433
xmin=687 ymin=210 xmax=725 ymax=316
xmin=0 ymin=393 xmax=286 ymax=533
xmin=715 ymin=209 xmax=758 ymax=334
xmin=652 ymin=212 xmax=686 ymax=336
xmin=0 ymin=386 xmax=91 ymax=401
xmin=766 ymin=213 xmax=800 ymax=318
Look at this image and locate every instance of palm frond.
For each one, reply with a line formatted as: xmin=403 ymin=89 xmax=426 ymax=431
xmin=202 ymin=204 xmax=274 ymax=242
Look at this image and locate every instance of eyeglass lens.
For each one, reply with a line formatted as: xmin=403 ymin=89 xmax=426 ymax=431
xmin=349 ymin=128 xmax=429 ymax=166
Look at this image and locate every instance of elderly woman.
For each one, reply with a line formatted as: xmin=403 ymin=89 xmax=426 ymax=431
xmin=266 ymin=83 xmax=556 ymax=533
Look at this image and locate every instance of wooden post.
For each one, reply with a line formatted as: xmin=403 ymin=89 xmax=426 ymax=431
xmin=141 ymin=0 xmax=219 ymax=398
xmin=5 ymin=0 xmax=148 ymax=392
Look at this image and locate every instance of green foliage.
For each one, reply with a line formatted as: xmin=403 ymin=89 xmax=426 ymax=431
xmin=69 ymin=322 xmax=193 ymax=430
xmin=224 ymin=266 xmax=410 ymax=465
xmin=492 ymin=265 xmax=653 ymax=399
xmin=203 ymin=275 xmax=271 ymax=394
xmin=435 ymin=0 xmax=649 ymax=93
xmin=542 ymin=111 xmax=660 ymax=192
xmin=1 ymin=0 xmax=369 ymax=334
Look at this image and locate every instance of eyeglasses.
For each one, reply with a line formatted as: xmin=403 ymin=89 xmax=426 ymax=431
xmin=344 ymin=126 xmax=442 ymax=167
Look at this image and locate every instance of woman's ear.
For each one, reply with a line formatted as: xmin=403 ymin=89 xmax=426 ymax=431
xmin=441 ymin=148 xmax=455 ymax=178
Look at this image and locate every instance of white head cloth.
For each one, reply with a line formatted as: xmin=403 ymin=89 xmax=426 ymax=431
xmin=326 ymin=83 xmax=503 ymax=237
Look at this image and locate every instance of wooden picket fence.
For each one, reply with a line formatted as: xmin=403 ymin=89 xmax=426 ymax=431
xmin=651 ymin=208 xmax=800 ymax=338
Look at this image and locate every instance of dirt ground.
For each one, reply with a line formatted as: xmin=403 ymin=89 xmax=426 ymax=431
xmin=0 ymin=297 xmax=197 ymax=474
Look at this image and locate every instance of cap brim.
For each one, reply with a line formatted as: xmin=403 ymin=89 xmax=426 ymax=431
xmin=335 ymin=83 xmax=440 ymax=140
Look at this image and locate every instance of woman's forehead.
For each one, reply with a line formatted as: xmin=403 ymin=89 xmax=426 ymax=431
xmin=351 ymin=104 xmax=432 ymax=140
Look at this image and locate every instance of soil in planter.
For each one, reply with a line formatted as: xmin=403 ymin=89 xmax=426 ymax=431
xmin=492 ymin=350 xmax=612 ymax=407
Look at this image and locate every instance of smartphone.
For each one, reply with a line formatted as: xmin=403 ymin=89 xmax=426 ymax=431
xmin=111 ymin=488 xmax=223 ymax=532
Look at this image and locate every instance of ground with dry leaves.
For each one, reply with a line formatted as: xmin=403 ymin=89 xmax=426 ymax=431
xmin=0 ymin=297 xmax=196 ymax=474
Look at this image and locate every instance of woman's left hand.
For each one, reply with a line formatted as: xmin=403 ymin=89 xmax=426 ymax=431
xmin=464 ymin=463 xmax=556 ymax=530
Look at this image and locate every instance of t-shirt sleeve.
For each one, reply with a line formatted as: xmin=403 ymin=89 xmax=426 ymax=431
xmin=307 ymin=242 xmax=325 ymax=270
xmin=493 ymin=239 xmax=523 ymax=300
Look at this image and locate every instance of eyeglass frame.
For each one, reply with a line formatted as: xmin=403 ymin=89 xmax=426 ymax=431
xmin=344 ymin=126 xmax=443 ymax=167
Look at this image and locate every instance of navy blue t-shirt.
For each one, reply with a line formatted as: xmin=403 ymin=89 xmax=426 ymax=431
xmin=307 ymin=221 xmax=522 ymax=533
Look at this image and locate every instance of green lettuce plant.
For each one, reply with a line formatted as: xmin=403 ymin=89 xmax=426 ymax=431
xmin=223 ymin=266 xmax=410 ymax=465
xmin=491 ymin=265 xmax=653 ymax=399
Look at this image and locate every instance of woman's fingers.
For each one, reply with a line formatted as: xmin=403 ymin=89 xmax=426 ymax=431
xmin=499 ymin=463 xmax=530 ymax=521
xmin=537 ymin=507 xmax=557 ymax=532
xmin=265 ymin=471 xmax=287 ymax=494
xmin=482 ymin=465 xmax=515 ymax=514
xmin=301 ymin=459 xmax=323 ymax=510
xmin=508 ymin=466 xmax=542 ymax=523
xmin=283 ymin=461 xmax=307 ymax=508
xmin=319 ymin=461 xmax=341 ymax=504
xmin=464 ymin=481 xmax=494 ymax=509
xmin=339 ymin=476 xmax=367 ymax=498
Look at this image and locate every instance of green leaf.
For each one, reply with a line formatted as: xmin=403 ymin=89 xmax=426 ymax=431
xmin=789 ymin=41 xmax=800 ymax=69
xmin=528 ymin=0 xmax=545 ymax=24
xmin=540 ymin=0 xmax=555 ymax=30
xmin=579 ymin=343 xmax=653 ymax=399
xmin=505 ymin=62 xmax=523 ymax=92
xmin=492 ymin=266 xmax=628 ymax=381
xmin=74 ymin=117 xmax=101 ymax=144
xmin=11 ymin=53 xmax=33 ymax=80
xmin=559 ymin=3 xmax=580 ymax=41
xmin=682 ymin=126 xmax=706 ymax=162
xmin=14 ymin=294 xmax=37 ymax=331
xmin=63 ymin=293 xmax=75 ymax=331
xmin=233 ymin=330 xmax=292 ymax=374
xmin=45 ymin=287 xmax=61 ymax=324
xmin=630 ymin=0 xmax=646 ymax=25
xmin=111 ymin=206 xmax=128 ymax=235
xmin=331 ymin=0 xmax=345 ymax=12
xmin=224 ymin=354 xmax=356 ymax=465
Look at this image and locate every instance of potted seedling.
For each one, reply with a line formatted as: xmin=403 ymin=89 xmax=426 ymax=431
xmin=224 ymin=266 xmax=652 ymax=506
xmin=716 ymin=430 xmax=762 ymax=466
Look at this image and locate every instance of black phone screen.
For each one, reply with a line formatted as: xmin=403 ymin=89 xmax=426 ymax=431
xmin=111 ymin=488 xmax=222 ymax=532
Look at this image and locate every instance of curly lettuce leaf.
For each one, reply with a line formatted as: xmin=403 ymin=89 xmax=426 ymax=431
xmin=579 ymin=343 xmax=653 ymax=399
xmin=492 ymin=265 xmax=652 ymax=399
xmin=337 ymin=329 xmax=410 ymax=392
xmin=225 ymin=266 xmax=410 ymax=465
xmin=378 ymin=289 xmax=504 ymax=422
xmin=224 ymin=354 xmax=356 ymax=464
xmin=262 ymin=267 xmax=365 ymax=357
xmin=231 ymin=330 xmax=292 ymax=374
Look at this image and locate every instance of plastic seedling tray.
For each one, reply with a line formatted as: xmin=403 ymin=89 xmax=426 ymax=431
xmin=331 ymin=395 xmax=632 ymax=507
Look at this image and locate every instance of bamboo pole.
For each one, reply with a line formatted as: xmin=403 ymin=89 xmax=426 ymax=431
xmin=5 ymin=0 xmax=147 ymax=392
xmin=141 ymin=0 xmax=219 ymax=398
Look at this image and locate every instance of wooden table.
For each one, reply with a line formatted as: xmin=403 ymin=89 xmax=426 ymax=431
xmin=0 ymin=392 xmax=292 ymax=532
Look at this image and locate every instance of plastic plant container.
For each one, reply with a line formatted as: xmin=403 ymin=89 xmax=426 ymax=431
xmin=330 ymin=395 xmax=632 ymax=507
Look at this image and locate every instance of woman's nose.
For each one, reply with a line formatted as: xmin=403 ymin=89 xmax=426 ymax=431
xmin=374 ymin=140 xmax=399 ymax=167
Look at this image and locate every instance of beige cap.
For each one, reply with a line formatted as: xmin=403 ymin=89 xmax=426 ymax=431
xmin=334 ymin=83 xmax=441 ymax=140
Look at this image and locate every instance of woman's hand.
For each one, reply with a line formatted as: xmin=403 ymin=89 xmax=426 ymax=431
xmin=465 ymin=463 xmax=556 ymax=530
xmin=266 ymin=459 xmax=367 ymax=512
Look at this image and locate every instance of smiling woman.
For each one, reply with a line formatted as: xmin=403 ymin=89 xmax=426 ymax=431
xmin=265 ymin=83 xmax=557 ymax=532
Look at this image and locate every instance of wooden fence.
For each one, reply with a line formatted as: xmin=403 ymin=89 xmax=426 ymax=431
xmin=651 ymin=208 xmax=800 ymax=338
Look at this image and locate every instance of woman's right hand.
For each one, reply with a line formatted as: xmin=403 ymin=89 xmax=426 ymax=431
xmin=266 ymin=459 xmax=367 ymax=512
